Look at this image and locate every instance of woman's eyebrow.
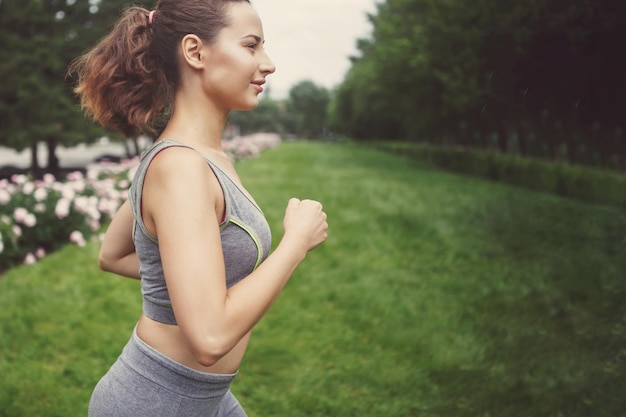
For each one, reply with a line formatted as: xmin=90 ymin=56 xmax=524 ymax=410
xmin=241 ymin=34 xmax=264 ymax=43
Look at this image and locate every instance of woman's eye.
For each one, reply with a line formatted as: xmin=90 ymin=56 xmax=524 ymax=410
xmin=247 ymin=43 xmax=257 ymax=50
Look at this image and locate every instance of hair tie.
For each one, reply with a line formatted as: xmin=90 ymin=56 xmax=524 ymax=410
xmin=148 ymin=10 xmax=155 ymax=27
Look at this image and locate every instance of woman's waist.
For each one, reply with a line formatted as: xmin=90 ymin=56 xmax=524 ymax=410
xmin=136 ymin=313 xmax=249 ymax=375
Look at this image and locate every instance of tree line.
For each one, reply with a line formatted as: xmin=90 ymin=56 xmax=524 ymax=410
xmin=329 ymin=0 xmax=626 ymax=172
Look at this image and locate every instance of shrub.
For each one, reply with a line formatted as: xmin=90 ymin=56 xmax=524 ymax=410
xmin=379 ymin=142 xmax=626 ymax=208
xmin=222 ymin=133 xmax=281 ymax=161
xmin=0 ymin=159 xmax=138 ymax=272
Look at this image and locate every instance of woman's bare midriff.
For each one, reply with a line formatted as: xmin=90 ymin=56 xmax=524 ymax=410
xmin=136 ymin=313 xmax=250 ymax=374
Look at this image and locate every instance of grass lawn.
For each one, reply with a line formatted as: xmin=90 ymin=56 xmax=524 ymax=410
xmin=1 ymin=141 xmax=625 ymax=417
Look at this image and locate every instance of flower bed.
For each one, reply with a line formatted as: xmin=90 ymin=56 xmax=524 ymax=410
xmin=0 ymin=159 xmax=138 ymax=272
xmin=0 ymin=133 xmax=281 ymax=272
xmin=223 ymin=132 xmax=281 ymax=160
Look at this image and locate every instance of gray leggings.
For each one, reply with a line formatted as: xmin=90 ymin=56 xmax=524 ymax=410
xmin=88 ymin=328 xmax=246 ymax=417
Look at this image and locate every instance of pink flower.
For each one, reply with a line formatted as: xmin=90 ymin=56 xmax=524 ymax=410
xmin=11 ymin=174 xmax=27 ymax=185
xmin=98 ymin=198 xmax=120 ymax=218
xmin=23 ymin=213 xmax=37 ymax=228
xmin=69 ymin=180 xmax=86 ymax=193
xmin=0 ymin=189 xmax=10 ymax=204
xmin=89 ymin=218 xmax=100 ymax=231
xmin=60 ymin=185 xmax=76 ymax=200
xmin=43 ymin=173 xmax=56 ymax=184
xmin=12 ymin=225 xmax=22 ymax=237
xmin=66 ymin=171 xmax=84 ymax=181
xmin=23 ymin=253 xmax=36 ymax=265
xmin=33 ymin=187 xmax=47 ymax=202
xmin=69 ymin=230 xmax=86 ymax=247
xmin=55 ymin=198 xmax=71 ymax=219
xmin=13 ymin=208 xmax=36 ymax=227
xmin=35 ymin=247 xmax=46 ymax=259
xmin=13 ymin=207 xmax=28 ymax=223
xmin=22 ymin=182 xmax=35 ymax=195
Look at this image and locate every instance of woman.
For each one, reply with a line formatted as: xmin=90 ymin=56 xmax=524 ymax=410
xmin=68 ymin=1 xmax=328 ymax=416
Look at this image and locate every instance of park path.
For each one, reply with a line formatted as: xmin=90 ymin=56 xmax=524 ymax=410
xmin=0 ymin=139 xmax=139 ymax=170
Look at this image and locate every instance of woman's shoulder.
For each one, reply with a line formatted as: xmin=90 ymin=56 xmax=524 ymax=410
xmin=146 ymin=144 xmax=218 ymax=189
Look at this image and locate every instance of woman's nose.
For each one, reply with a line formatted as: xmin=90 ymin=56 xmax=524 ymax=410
xmin=260 ymin=51 xmax=276 ymax=75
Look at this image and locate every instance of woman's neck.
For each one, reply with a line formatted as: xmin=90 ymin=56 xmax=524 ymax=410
xmin=159 ymin=91 xmax=229 ymax=152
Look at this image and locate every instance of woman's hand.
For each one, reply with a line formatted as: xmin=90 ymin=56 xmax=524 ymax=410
xmin=282 ymin=198 xmax=328 ymax=254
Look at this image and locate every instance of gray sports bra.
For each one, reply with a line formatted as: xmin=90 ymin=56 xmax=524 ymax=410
xmin=129 ymin=140 xmax=272 ymax=325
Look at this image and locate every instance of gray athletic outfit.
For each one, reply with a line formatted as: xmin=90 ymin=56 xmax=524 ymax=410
xmin=89 ymin=140 xmax=272 ymax=417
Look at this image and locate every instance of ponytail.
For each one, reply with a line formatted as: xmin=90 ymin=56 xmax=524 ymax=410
xmin=68 ymin=7 xmax=170 ymax=138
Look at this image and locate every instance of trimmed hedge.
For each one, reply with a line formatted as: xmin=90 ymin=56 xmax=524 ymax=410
xmin=378 ymin=142 xmax=626 ymax=208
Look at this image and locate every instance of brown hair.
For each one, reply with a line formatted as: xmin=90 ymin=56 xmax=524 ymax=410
xmin=68 ymin=0 xmax=250 ymax=137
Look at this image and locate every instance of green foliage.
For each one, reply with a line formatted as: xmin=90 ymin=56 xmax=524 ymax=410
xmin=228 ymin=99 xmax=284 ymax=136
xmin=2 ymin=142 xmax=625 ymax=416
xmin=0 ymin=0 xmax=133 ymax=168
xmin=330 ymin=0 xmax=626 ymax=170
xmin=330 ymin=0 xmax=483 ymax=139
xmin=330 ymin=56 xmax=406 ymax=139
xmin=229 ymin=80 xmax=331 ymax=139
xmin=379 ymin=142 xmax=626 ymax=208
xmin=285 ymin=80 xmax=330 ymax=139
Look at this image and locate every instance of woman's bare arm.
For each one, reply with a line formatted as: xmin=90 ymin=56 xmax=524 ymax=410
xmin=99 ymin=199 xmax=141 ymax=279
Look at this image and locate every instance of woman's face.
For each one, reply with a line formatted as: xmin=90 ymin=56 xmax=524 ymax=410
xmin=201 ymin=2 xmax=276 ymax=111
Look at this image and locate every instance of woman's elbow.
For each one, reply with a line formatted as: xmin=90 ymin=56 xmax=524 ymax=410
xmin=98 ymin=251 xmax=116 ymax=272
xmin=98 ymin=257 xmax=111 ymax=272
xmin=193 ymin=338 xmax=231 ymax=367
xmin=195 ymin=353 xmax=220 ymax=368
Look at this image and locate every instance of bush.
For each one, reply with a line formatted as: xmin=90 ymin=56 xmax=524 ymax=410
xmin=378 ymin=142 xmax=626 ymax=208
xmin=222 ymin=133 xmax=282 ymax=160
xmin=0 ymin=160 xmax=138 ymax=272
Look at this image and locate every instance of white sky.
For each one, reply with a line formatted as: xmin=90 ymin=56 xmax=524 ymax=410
xmin=251 ymin=0 xmax=378 ymax=99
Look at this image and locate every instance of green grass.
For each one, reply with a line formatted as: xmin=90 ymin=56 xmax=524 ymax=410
xmin=1 ymin=141 xmax=625 ymax=416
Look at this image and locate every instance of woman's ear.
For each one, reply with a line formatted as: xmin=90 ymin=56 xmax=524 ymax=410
xmin=180 ymin=34 xmax=205 ymax=69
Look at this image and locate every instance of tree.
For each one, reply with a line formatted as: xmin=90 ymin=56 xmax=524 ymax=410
xmin=228 ymin=81 xmax=331 ymax=140
xmin=228 ymin=98 xmax=284 ymax=136
xmin=0 ymin=0 xmax=130 ymax=173
xmin=286 ymin=80 xmax=330 ymax=139
xmin=330 ymin=0 xmax=626 ymax=170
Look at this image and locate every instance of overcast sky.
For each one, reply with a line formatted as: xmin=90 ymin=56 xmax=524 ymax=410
xmin=251 ymin=0 xmax=378 ymax=99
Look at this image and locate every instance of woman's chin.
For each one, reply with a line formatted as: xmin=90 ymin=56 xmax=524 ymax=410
xmin=233 ymin=98 xmax=260 ymax=112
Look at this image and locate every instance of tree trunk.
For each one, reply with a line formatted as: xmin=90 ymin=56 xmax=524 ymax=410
xmin=543 ymin=116 xmax=557 ymax=161
xmin=561 ymin=120 xmax=577 ymax=165
xmin=615 ymin=127 xmax=626 ymax=173
xmin=592 ymin=123 xmax=607 ymax=168
xmin=516 ymin=121 xmax=528 ymax=156
xmin=29 ymin=142 xmax=40 ymax=171
xmin=476 ymin=114 xmax=490 ymax=150
xmin=122 ymin=140 xmax=132 ymax=158
xmin=496 ymin=121 xmax=508 ymax=153
xmin=131 ymin=137 xmax=141 ymax=157
xmin=46 ymin=137 xmax=60 ymax=173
